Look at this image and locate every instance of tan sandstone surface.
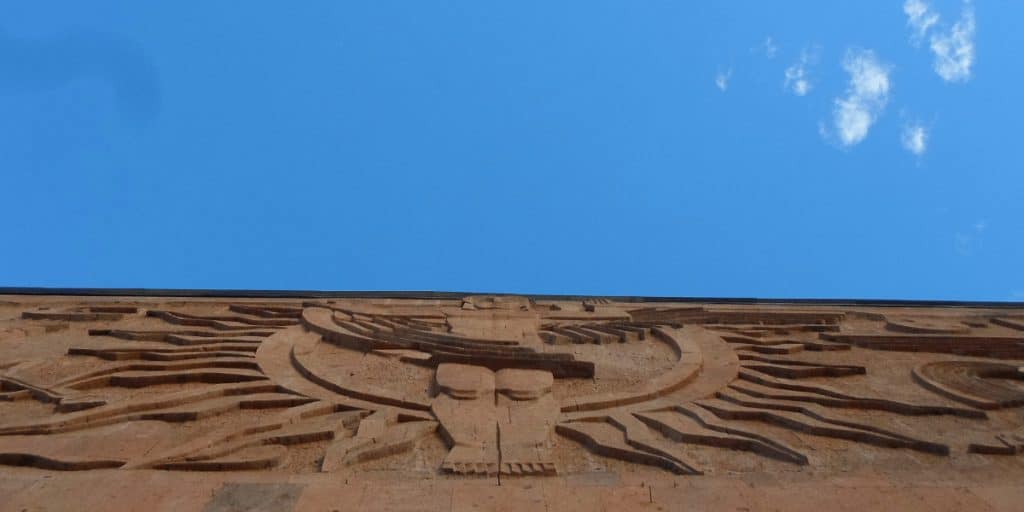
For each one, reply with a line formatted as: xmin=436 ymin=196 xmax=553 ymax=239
xmin=1 ymin=292 xmax=1023 ymax=511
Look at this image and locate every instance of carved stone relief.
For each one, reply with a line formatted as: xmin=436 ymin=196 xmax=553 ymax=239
xmin=2 ymin=295 xmax=1024 ymax=479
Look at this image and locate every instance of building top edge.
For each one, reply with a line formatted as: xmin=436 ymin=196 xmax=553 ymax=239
xmin=0 ymin=287 xmax=1021 ymax=308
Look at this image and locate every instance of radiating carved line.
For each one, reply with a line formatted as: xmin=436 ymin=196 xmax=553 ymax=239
xmin=635 ymin=409 xmax=807 ymax=465
xmin=736 ymin=370 xmax=984 ymax=418
xmin=151 ymin=445 xmax=287 ymax=471
xmin=147 ymin=310 xmax=294 ymax=331
xmin=69 ymin=347 xmax=256 ymax=361
xmin=127 ymin=400 xmax=342 ymax=469
xmin=628 ymin=307 xmax=844 ymax=326
xmin=65 ymin=369 xmax=268 ymax=390
xmin=228 ymin=305 xmax=303 ymax=319
xmin=885 ymin=316 xmax=970 ymax=334
xmin=0 ymin=381 xmax=292 ymax=435
xmin=698 ymin=397 xmax=950 ymax=455
xmin=184 ymin=411 xmax=362 ymax=463
xmin=57 ymin=358 xmax=262 ymax=389
xmin=735 ymin=343 xmax=806 ymax=355
xmin=664 ymin=403 xmax=808 ymax=464
xmin=606 ymin=412 xmax=702 ymax=474
xmin=322 ymin=410 xmax=437 ymax=471
xmin=823 ymin=333 xmax=1024 ymax=358
xmin=556 ymin=420 xmax=700 ymax=475
xmin=21 ymin=306 xmax=136 ymax=322
xmin=968 ymin=428 xmax=1024 ymax=455
xmin=738 ymin=355 xmax=866 ymax=378
xmin=0 ymin=453 xmax=125 ymax=471
xmin=992 ymin=317 xmax=1024 ymax=332
xmin=716 ymin=390 xmax=948 ymax=445
xmin=739 ymin=363 xmax=863 ymax=379
xmin=0 ymin=375 xmax=64 ymax=405
xmin=709 ymin=323 xmax=841 ymax=335
xmin=90 ymin=329 xmax=272 ymax=345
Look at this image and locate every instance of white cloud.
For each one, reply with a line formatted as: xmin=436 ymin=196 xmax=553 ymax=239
xmin=930 ymin=4 xmax=975 ymax=82
xmin=954 ymin=219 xmax=987 ymax=255
xmin=901 ymin=123 xmax=928 ymax=155
xmin=903 ymin=1 xmax=976 ymax=83
xmin=715 ymin=68 xmax=732 ymax=92
xmin=784 ymin=47 xmax=819 ymax=96
xmin=904 ymin=0 xmax=940 ymax=44
xmin=760 ymin=37 xmax=778 ymax=59
xmin=831 ymin=49 xmax=892 ymax=147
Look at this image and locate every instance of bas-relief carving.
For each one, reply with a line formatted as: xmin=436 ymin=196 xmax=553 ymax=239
xmin=2 ymin=296 xmax=1024 ymax=478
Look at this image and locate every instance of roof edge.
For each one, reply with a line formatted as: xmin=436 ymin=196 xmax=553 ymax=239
xmin=0 ymin=287 xmax=1022 ymax=309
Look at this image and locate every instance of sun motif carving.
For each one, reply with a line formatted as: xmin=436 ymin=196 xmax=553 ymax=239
xmin=2 ymin=297 xmax=1023 ymax=476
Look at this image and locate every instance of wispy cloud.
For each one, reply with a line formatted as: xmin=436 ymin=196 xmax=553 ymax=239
xmin=902 ymin=0 xmax=976 ymax=83
xmin=756 ymin=37 xmax=778 ymax=59
xmin=715 ymin=68 xmax=732 ymax=92
xmin=901 ymin=122 xmax=928 ymax=155
xmin=931 ymin=4 xmax=975 ymax=82
xmin=830 ymin=49 xmax=892 ymax=147
xmin=904 ymin=0 xmax=939 ymax=44
xmin=784 ymin=47 xmax=819 ymax=97
xmin=955 ymin=219 xmax=987 ymax=256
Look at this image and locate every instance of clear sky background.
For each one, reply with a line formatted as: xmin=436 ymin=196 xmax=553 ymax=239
xmin=1 ymin=2 xmax=1021 ymax=300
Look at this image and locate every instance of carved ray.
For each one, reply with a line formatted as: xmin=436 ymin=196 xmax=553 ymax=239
xmin=151 ymin=445 xmax=287 ymax=471
xmin=89 ymin=329 xmax=271 ymax=346
xmin=227 ymin=304 xmax=303 ymax=319
xmin=62 ymin=368 xmax=268 ymax=390
xmin=0 ymin=453 xmax=125 ymax=471
xmin=737 ymin=360 xmax=864 ymax=380
xmin=146 ymin=310 xmax=298 ymax=330
xmin=556 ymin=421 xmax=699 ymax=475
xmin=128 ymin=400 xmax=344 ymax=469
xmin=968 ymin=427 xmax=1024 ymax=455
xmin=56 ymin=357 xmax=261 ymax=389
xmin=697 ymin=396 xmax=950 ymax=455
xmin=606 ymin=412 xmax=703 ymax=473
xmin=0 ymin=381 xmax=296 ymax=435
xmin=0 ymin=369 xmax=109 ymax=412
xmin=738 ymin=355 xmax=866 ymax=379
xmin=184 ymin=410 xmax=363 ymax=463
xmin=735 ymin=344 xmax=806 ymax=355
xmin=735 ymin=370 xmax=984 ymax=418
xmin=321 ymin=410 xmax=438 ymax=471
xmin=822 ymin=332 xmax=1024 ymax=359
xmin=21 ymin=306 xmax=137 ymax=322
xmin=69 ymin=347 xmax=256 ymax=361
xmin=556 ymin=412 xmax=701 ymax=475
xmin=635 ymin=407 xmax=807 ymax=464
xmin=716 ymin=390 xmax=944 ymax=444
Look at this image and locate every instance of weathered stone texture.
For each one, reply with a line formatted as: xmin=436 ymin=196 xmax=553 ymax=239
xmin=1 ymin=293 xmax=1023 ymax=510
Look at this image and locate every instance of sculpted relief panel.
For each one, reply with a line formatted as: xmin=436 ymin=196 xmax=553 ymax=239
xmin=2 ymin=295 xmax=1024 ymax=478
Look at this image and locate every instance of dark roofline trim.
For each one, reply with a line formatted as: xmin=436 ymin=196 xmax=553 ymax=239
xmin=0 ymin=287 xmax=1021 ymax=309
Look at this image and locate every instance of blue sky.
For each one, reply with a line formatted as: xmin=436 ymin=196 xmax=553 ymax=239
xmin=1 ymin=2 xmax=1021 ymax=300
